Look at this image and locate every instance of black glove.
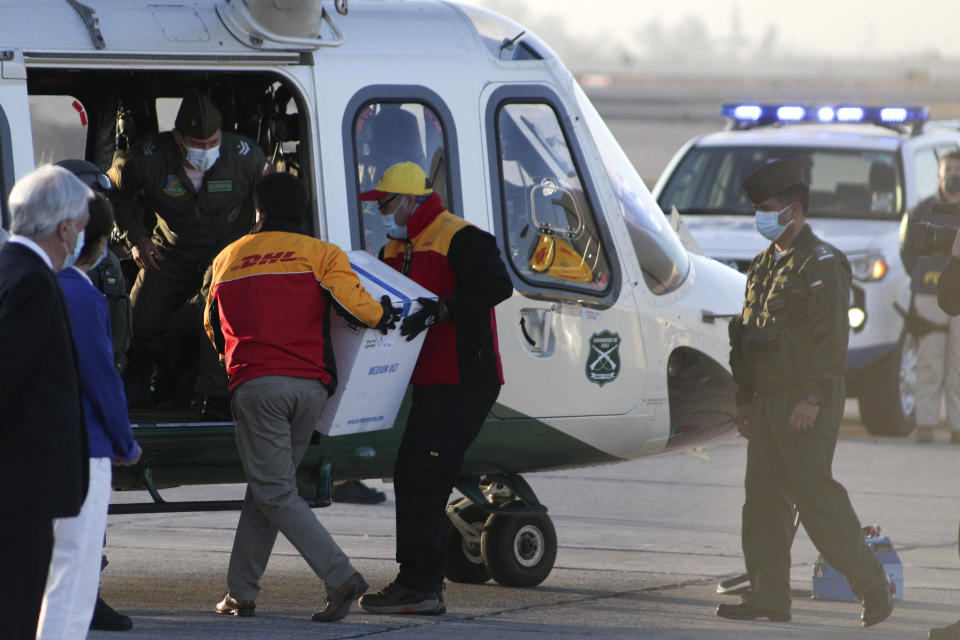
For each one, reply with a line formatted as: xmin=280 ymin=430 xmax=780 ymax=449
xmin=400 ymin=297 xmax=449 ymax=341
xmin=375 ymin=295 xmax=402 ymax=335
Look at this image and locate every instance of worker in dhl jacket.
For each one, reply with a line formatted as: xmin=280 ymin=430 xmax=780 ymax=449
xmin=356 ymin=161 xmax=513 ymax=615
xmin=203 ymin=172 xmax=399 ymax=623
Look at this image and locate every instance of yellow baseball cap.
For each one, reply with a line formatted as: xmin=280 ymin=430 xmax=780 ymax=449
xmin=358 ymin=161 xmax=433 ymax=200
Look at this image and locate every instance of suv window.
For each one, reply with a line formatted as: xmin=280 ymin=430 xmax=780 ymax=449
xmin=353 ymin=101 xmax=448 ymax=255
xmin=495 ymin=102 xmax=611 ymax=294
xmin=913 ymin=147 xmax=940 ymax=202
xmin=660 ymin=146 xmax=903 ymax=221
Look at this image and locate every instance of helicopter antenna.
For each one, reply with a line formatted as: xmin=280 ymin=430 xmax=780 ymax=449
xmin=500 ymin=30 xmax=525 ymax=51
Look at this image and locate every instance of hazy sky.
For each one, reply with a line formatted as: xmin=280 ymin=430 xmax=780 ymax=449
xmin=471 ymin=0 xmax=959 ymax=59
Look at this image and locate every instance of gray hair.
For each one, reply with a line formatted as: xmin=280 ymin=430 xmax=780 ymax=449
xmin=8 ymin=165 xmax=93 ymax=239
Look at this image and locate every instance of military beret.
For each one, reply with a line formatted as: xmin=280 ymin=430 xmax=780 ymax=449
xmin=742 ymin=159 xmax=807 ymax=205
xmin=175 ymin=90 xmax=222 ymax=139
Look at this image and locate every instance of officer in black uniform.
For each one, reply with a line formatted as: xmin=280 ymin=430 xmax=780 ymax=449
xmin=717 ymin=160 xmax=893 ymax=627
xmin=109 ymin=90 xmax=269 ymax=416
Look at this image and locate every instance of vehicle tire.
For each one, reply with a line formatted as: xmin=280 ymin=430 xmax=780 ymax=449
xmin=443 ymin=504 xmax=491 ymax=584
xmin=859 ymin=332 xmax=918 ymax=437
xmin=481 ymin=509 xmax=556 ymax=588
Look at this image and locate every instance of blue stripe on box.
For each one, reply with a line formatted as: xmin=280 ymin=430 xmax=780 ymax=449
xmin=351 ymin=263 xmax=414 ymax=317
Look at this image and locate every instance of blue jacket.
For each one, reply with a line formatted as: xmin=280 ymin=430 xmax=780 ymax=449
xmin=58 ymin=267 xmax=140 ymax=462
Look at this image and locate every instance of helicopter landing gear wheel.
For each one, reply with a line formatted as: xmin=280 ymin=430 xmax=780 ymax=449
xmin=481 ymin=508 xmax=556 ymax=587
xmin=444 ymin=503 xmax=491 ymax=584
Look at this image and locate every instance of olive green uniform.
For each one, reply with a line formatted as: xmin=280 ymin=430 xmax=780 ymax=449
xmin=730 ymin=224 xmax=887 ymax=613
xmin=109 ymin=131 xmax=270 ymax=397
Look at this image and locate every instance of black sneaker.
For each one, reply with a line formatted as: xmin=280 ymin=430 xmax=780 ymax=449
xmin=90 ymin=597 xmax=133 ymax=631
xmin=333 ymin=480 xmax=386 ymax=504
xmin=358 ymin=581 xmax=445 ymax=615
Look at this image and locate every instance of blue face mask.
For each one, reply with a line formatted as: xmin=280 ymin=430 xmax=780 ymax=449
xmin=755 ymin=205 xmax=793 ymax=242
xmin=184 ymin=144 xmax=220 ymax=172
xmin=90 ymin=244 xmax=108 ymax=270
xmin=381 ymin=213 xmax=408 ymax=239
xmin=62 ymin=228 xmax=85 ymax=270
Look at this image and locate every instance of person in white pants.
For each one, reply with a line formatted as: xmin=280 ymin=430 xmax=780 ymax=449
xmin=912 ymin=295 xmax=960 ymax=440
xmin=36 ymin=190 xmax=141 ymax=639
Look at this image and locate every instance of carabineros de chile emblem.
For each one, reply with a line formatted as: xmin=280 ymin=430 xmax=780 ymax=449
xmin=586 ymin=330 xmax=621 ymax=387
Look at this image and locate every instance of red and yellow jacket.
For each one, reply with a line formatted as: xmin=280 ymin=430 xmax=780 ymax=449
xmin=205 ymin=225 xmax=384 ymax=392
xmin=382 ymin=193 xmax=512 ymax=387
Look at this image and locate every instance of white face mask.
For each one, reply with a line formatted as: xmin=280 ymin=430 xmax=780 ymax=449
xmin=754 ymin=204 xmax=793 ymax=242
xmin=381 ymin=212 xmax=408 ymax=239
xmin=62 ymin=228 xmax=85 ymax=271
xmin=184 ymin=144 xmax=220 ymax=172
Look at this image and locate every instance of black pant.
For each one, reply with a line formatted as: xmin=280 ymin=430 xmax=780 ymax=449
xmin=129 ymin=242 xmax=226 ymax=398
xmin=394 ymin=384 xmax=500 ymax=592
xmin=0 ymin=517 xmax=54 ymax=639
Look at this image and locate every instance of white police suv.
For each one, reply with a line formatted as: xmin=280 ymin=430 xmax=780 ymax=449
xmin=653 ymin=104 xmax=960 ymax=436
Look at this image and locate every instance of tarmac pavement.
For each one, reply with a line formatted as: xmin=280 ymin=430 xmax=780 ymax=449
xmin=97 ymin=404 xmax=960 ymax=639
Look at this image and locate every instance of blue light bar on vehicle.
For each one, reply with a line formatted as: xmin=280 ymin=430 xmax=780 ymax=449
xmin=880 ymin=107 xmax=908 ymax=123
xmin=733 ymin=104 xmax=762 ymax=121
xmin=777 ymin=105 xmax=805 ymax=121
xmin=722 ymin=103 xmax=929 ymax=128
xmin=836 ymin=106 xmax=864 ymax=122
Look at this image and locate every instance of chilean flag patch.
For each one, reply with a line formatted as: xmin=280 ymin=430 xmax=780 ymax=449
xmin=810 ymin=280 xmax=824 ymax=291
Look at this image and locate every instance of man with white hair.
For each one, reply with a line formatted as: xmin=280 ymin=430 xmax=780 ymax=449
xmin=0 ymin=164 xmax=92 ymax=639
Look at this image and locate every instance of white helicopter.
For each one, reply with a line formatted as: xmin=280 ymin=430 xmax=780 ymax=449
xmin=0 ymin=0 xmax=745 ymax=588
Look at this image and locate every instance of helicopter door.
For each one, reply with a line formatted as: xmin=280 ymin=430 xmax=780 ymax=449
xmin=482 ymin=86 xmax=647 ymax=419
xmin=0 ymin=50 xmax=28 ymax=224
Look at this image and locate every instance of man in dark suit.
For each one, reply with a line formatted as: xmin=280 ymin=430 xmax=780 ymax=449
xmin=0 ymin=164 xmax=92 ymax=639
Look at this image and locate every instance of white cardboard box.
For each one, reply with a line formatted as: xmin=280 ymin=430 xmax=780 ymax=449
xmin=316 ymin=250 xmax=436 ymax=436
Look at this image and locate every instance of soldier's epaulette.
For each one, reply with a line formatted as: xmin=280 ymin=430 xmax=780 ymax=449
xmin=811 ymin=244 xmax=836 ymax=262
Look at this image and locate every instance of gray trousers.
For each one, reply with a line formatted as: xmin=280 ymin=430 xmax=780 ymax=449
xmin=227 ymin=375 xmax=355 ymax=600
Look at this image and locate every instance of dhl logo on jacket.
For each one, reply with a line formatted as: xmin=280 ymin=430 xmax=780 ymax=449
xmin=231 ymin=250 xmax=305 ymax=270
xmin=205 ymin=230 xmax=383 ymax=392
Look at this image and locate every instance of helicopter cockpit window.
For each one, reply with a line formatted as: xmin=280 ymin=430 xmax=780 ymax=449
xmin=574 ymin=84 xmax=689 ymax=294
xmin=353 ymin=101 xmax=447 ymax=256
xmin=496 ymin=102 xmax=611 ymax=294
